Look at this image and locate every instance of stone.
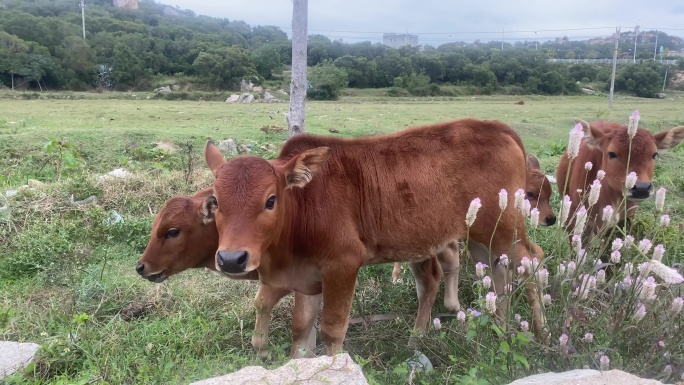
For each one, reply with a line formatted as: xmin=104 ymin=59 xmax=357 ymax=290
xmin=506 ymin=369 xmax=664 ymax=385
xmin=171 ymin=85 xmax=180 ymax=91
xmin=0 ymin=341 xmax=41 ymax=380
xmin=657 ymin=93 xmax=666 ymax=99
xmin=263 ymin=91 xmax=276 ymax=102
xmin=218 ymin=139 xmax=236 ymax=156
xmin=162 ymin=6 xmax=180 ymax=16
xmin=155 ymin=141 xmax=177 ymax=153
xmin=225 ymin=94 xmax=240 ymax=103
xmin=97 ymin=168 xmax=131 ymax=182
xmin=240 ymin=79 xmax=254 ymax=92
xmin=189 ymin=353 xmax=368 ymax=385
xmin=241 ymin=94 xmax=255 ymax=103
xmin=252 ymin=86 xmax=263 ymax=92
xmin=154 ymin=86 xmax=172 ymax=93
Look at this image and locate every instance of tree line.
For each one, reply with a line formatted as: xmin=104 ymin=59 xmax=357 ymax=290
xmin=0 ymin=0 xmax=681 ymax=99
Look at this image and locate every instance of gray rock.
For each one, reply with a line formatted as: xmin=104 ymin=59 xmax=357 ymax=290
xmin=154 ymin=86 xmax=172 ymax=93
xmin=162 ymin=6 xmax=180 ymax=16
xmin=506 ymin=369 xmax=664 ymax=385
xmin=263 ymin=91 xmax=276 ymax=102
xmin=657 ymin=93 xmax=666 ymax=99
xmin=225 ymin=94 xmax=240 ymax=103
xmin=241 ymin=94 xmax=255 ymax=103
xmin=171 ymin=85 xmax=180 ymax=91
xmin=0 ymin=341 xmax=41 ymax=380
xmin=240 ymin=79 xmax=254 ymax=92
xmin=189 ymin=353 xmax=368 ymax=385
xmin=218 ymin=139 xmax=236 ymax=156
xmin=97 ymin=168 xmax=131 ymax=182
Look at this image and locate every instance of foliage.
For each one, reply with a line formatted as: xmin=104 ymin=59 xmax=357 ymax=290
xmin=609 ymin=63 xmax=666 ymax=98
xmin=307 ymin=60 xmax=348 ymax=100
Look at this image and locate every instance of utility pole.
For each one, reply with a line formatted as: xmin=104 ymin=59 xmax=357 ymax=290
xmin=633 ymin=23 xmax=639 ymax=63
xmin=287 ymin=0 xmax=307 ymax=136
xmin=501 ymin=24 xmax=505 ymax=50
xmin=653 ymin=30 xmax=658 ymax=60
xmin=663 ymin=67 xmax=668 ymax=92
xmin=80 ymin=0 xmax=86 ymax=39
xmin=609 ymin=27 xmax=620 ymax=109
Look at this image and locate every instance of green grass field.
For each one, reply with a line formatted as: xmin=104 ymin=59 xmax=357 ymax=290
xmin=1 ymin=91 xmax=684 ymax=384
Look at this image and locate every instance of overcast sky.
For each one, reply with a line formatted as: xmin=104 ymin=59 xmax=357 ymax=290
xmin=161 ymin=0 xmax=684 ymax=46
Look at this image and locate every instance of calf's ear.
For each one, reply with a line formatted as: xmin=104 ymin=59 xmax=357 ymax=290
xmin=281 ymin=147 xmax=331 ymax=189
xmin=199 ymin=195 xmax=218 ymax=224
xmin=576 ymin=118 xmax=602 ymax=149
xmin=205 ymin=141 xmax=226 ymax=178
xmin=527 ymin=153 xmax=541 ymax=171
xmin=654 ymin=126 xmax=684 ymax=150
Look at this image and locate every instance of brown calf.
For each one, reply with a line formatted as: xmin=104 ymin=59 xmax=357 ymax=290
xmin=136 ymin=188 xmax=462 ymax=357
xmin=203 ymin=118 xmax=545 ymax=354
xmin=556 ymin=119 xmax=684 ymax=237
xmin=136 ymin=187 xmax=319 ymax=358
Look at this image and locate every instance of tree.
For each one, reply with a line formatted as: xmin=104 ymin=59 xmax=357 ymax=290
xmin=307 ymin=60 xmax=348 ymax=100
xmin=287 ymin=0 xmax=307 ymax=136
xmin=252 ymin=45 xmax=281 ymax=79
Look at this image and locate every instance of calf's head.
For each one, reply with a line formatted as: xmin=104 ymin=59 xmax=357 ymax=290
xmin=136 ymin=188 xmax=218 ymax=282
xmin=577 ymin=119 xmax=684 ymax=202
xmin=526 ymin=153 xmax=556 ymax=226
xmin=203 ymin=142 xmax=331 ymax=276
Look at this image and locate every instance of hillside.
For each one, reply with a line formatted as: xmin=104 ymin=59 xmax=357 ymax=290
xmin=0 ymin=0 xmax=682 ymax=98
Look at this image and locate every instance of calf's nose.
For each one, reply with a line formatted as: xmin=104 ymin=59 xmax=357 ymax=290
xmin=630 ymin=181 xmax=653 ymax=200
xmin=136 ymin=263 xmax=145 ymax=275
xmin=545 ymin=215 xmax=556 ymax=226
xmin=217 ymin=250 xmax=249 ymax=274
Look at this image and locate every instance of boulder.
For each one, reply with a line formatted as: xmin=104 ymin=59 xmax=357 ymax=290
xmin=162 ymin=6 xmax=180 ymax=16
xmin=218 ymin=139 xmax=236 ymax=156
xmin=225 ymin=94 xmax=240 ymax=103
xmin=240 ymin=79 xmax=254 ymax=92
xmin=657 ymin=93 xmax=666 ymax=99
xmin=506 ymin=369 xmax=664 ymax=385
xmin=263 ymin=91 xmax=276 ymax=102
xmin=0 ymin=341 xmax=41 ymax=380
xmin=241 ymin=94 xmax=255 ymax=103
xmin=171 ymin=85 xmax=180 ymax=91
xmin=154 ymin=86 xmax=172 ymax=93
xmin=189 ymin=353 xmax=368 ymax=385
xmin=112 ymin=0 xmax=138 ymax=9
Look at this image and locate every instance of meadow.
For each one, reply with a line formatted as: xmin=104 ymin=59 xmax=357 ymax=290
xmin=1 ymin=91 xmax=684 ymax=384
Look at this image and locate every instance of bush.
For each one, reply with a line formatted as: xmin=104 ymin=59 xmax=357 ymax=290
xmin=307 ymin=60 xmax=348 ymax=100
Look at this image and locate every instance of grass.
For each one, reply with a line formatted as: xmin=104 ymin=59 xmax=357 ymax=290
xmin=1 ymin=90 xmax=684 ymax=384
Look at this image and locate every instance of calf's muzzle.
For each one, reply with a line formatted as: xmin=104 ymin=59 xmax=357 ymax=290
xmin=629 ymin=181 xmax=653 ymax=201
xmin=217 ymin=250 xmax=249 ymax=274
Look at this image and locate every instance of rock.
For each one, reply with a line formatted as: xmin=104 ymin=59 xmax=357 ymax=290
xmin=506 ymin=369 xmax=664 ymax=385
xmin=240 ymin=79 xmax=254 ymax=92
xmin=225 ymin=94 xmax=240 ymax=103
xmin=171 ymin=85 xmax=180 ymax=91
xmin=218 ymin=139 xmax=236 ymax=156
xmin=277 ymin=89 xmax=289 ymax=95
xmin=5 ymin=190 xmax=18 ymax=198
xmin=154 ymin=86 xmax=172 ymax=93
xmin=104 ymin=210 xmax=123 ymax=225
xmin=405 ymin=351 xmax=433 ymax=372
xmin=155 ymin=141 xmax=177 ymax=153
xmin=97 ymin=168 xmax=131 ymax=182
xmin=263 ymin=91 xmax=276 ymax=102
xmin=241 ymin=94 xmax=255 ymax=103
xmin=657 ymin=93 xmax=666 ymax=99
xmin=27 ymin=179 xmax=44 ymax=188
xmin=189 ymin=353 xmax=368 ymax=385
xmin=582 ymin=88 xmax=595 ymax=94
xmin=0 ymin=341 xmax=41 ymax=380
xmin=252 ymin=86 xmax=263 ymax=92
xmin=70 ymin=195 xmax=98 ymax=207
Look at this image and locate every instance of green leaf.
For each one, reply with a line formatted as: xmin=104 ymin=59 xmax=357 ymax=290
xmin=513 ymin=353 xmax=530 ymax=369
xmin=499 ymin=340 xmax=510 ymax=354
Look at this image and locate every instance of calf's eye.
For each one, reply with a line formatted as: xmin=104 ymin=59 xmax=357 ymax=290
xmin=265 ymin=195 xmax=276 ymax=210
xmin=652 ymin=152 xmax=658 ymax=159
xmin=526 ymin=191 xmax=535 ymax=199
xmin=608 ymin=152 xmax=617 ymax=159
xmin=165 ymin=228 xmax=180 ymax=238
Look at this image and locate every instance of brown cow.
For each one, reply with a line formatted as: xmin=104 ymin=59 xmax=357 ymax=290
xmin=203 ymin=118 xmax=545 ymax=354
xmin=391 ymin=153 xmax=556 ymax=303
xmin=556 ymin=119 xmax=684 ymax=237
xmin=135 ymin=187 xmax=320 ymax=359
xmin=136 ymin=188 xmax=462 ymax=357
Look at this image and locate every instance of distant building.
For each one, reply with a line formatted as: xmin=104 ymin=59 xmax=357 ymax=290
xmin=383 ymin=33 xmax=419 ymax=48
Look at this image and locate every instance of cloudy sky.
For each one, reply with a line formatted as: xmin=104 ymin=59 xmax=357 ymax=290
xmin=162 ymin=0 xmax=684 ymax=45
